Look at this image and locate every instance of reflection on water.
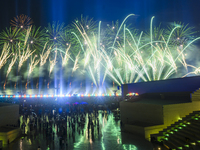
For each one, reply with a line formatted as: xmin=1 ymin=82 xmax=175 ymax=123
xmin=73 ymin=113 xmax=137 ymax=150
xmin=5 ymin=111 xmax=153 ymax=150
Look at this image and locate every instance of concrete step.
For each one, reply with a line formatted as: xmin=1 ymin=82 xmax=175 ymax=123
xmin=171 ymin=133 xmax=189 ymax=144
xmin=166 ymin=137 xmax=183 ymax=149
xmin=159 ymin=123 xmax=195 ymax=137
xmin=170 ymin=135 xmax=189 ymax=147
xmin=186 ymin=126 xmax=200 ymax=134
xmin=181 ymin=128 xmax=197 ymax=137
xmin=183 ymin=128 xmax=200 ymax=139
xmin=193 ymin=111 xmax=200 ymax=114
xmin=192 ymin=121 xmax=200 ymax=126
xmin=161 ymin=123 xmax=188 ymax=135
xmin=177 ymin=130 xmax=200 ymax=143
xmin=188 ymin=124 xmax=200 ymax=130
xmin=191 ymin=144 xmax=200 ymax=150
xmin=151 ymin=111 xmax=200 ymax=144
xmin=176 ymin=131 xmax=196 ymax=140
xmin=163 ymin=140 xmax=177 ymax=150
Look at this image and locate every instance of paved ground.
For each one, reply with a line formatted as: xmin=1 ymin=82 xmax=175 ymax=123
xmin=3 ymin=112 xmax=156 ymax=150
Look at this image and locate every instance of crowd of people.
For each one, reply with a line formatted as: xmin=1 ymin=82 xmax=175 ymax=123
xmin=19 ymin=97 xmax=120 ymax=149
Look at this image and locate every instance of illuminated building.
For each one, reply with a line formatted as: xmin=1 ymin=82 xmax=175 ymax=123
xmin=0 ymin=103 xmax=20 ymax=145
xmin=120 ymin=76 xmax=200 ymax=140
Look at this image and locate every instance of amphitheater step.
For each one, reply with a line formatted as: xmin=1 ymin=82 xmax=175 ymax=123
xmin=188 ymin=123 xmax=199 ymax=130
xmin=192 ymin=144 xmax=200 ymax=150
xmin=151 ymin=110 xmax=200 ymax=149
xmin=170 ymin=135 xmax=189 ymax=147
xmin=192 ymin=121 xmax=200 ymax=126
xmin=163 ymin=140 xmax=177 ymax=150
xmin=171 ymin=134 xmax=189 ymax=144
xmin=186 ymin=125 xmax=200 ymax=134
xmin=182 ymin=128 xmax=200 ymax=139
xmin=165 ymin=137 xmax=184 ymax=149
xmin=193 ymin=110 xmax=200 ymax=114
xmin=176 ymin=131 xmax=200 ymax=144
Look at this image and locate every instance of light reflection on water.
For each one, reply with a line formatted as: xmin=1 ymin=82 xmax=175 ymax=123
xmin=17 ymin=112 xmax=139 ymax=150
xmin=73 ymin=112 xmax=137 ymax=150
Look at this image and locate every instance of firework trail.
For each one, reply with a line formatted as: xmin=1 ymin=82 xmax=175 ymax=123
xmin=0 ymin=43 xmax=11 ymax=69
xmin=106 ymin=16 xmax=200 ymax=84
xmin=71 ymin=21 xmax=103 ymax=86
xmin=61 ymin=44 xmax=71 ymax=68
xmin=18 ymin=27 xmax=35 ymax=72
xmin=8 ymin=55 xmax=17 ymax=77
xmin=40 ymin=42 xmax=52 ymax=67
xmin=6 ymin=54 xmax=17 ymax=78
xmin=72 ymin=20 xmax=123 ymax=87
xmin=49 ymin=50 xmax=57 ymax=76
xmin=71 ymin=14 xmax=200 ymax=89
xmin=39 ymin=43 xmax=52 ymax=89
xmin=182 ymin=65 xmax=200 ymax=77
xmin=28 ymin=55 xmax=40 ymax=78
xmin=72 ymin=51 xmax=80 ymax=73
xmin=4 ymin=54 xmax=17 ymax=89
xmin=26 ymin=55 xmax=39 ymax=89
xmin=1 ymin=14 xmax=199 ymax=93
xmin=18 ymin=45 xmax=35 ymax=72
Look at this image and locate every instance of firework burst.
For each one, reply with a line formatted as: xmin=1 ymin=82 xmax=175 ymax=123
xmin=108 ymin=16 xmax=200 ymax=84
xmin=0 ymin=14 xmax=199 ymax=93
xmin=21 ymin=26 xmax=47 ymax=54
xmin=10 ymin=14 xmax=33 ymax=30
xmin=45 ymin=22 xmax=65 ymax=48
xmin=0 ymin=27 xmax=22 ymax=52
xmin=71 ymin=14 xmax=200 ymax=88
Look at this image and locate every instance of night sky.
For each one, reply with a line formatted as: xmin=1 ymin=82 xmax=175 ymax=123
xmin=0 ymin=0 xmax=200 ymax=30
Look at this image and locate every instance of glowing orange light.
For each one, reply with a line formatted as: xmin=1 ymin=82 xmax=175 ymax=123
xmin=8 ymin=95 xmax=10 ymax=98
xmin=3 ymin=95 xmax=5 ymax=98
xmin=35 ymin=95 xmax=37 ymax=98
xmin=51 ymin=95 xmax=54 ymax=97
xmin=102 ymin=94 xmax=104 ymax=96
xmin=81 ymin=94 xmax=84 ymax=97
xmin=19 ymin=95 xmax=21 ymax=98
xmin=40 ymin=95 xmax=43 ymax=97
xmin=109 ymin=93 xmax=111 ymax=96
xmin=69 ymin=94 xmax=71 ymax=97
xmin=13 ymin=95 xmax=15 ymax=98
xmin=95 ymin=94 xmax=97 ymax=97
xmin=136 ymin=93 xmax=139 ymax=96
xmin=88 ymin=94 xmax=90 ymax=97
